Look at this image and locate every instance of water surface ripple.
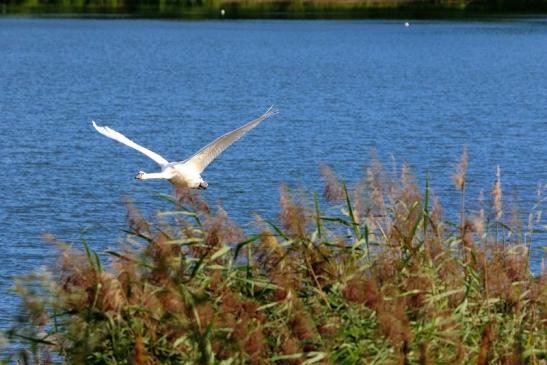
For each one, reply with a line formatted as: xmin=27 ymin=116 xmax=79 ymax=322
xmin=1 ymin=18 xmax=546 ymax=332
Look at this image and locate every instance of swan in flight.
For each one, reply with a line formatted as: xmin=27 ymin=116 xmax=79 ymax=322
xmin=92 ymin=107 xmax=278 ymax=189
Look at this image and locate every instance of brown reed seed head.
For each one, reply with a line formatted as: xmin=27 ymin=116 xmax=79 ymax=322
xmin=133 ymin=336 xmax=148 ymax=365
xmin=175 ymin=186 xmax=210 ymax=213
xmin=404 ymin=274 xmax=432 ymax=310
xmin=279 ymin=185 xmax=309 ymax=236
xmin=452 ymin=146 xmax=468 ymax=191
xmin=343 ymin=277 xmax=382 ymax=310
xmin=366 ymin=162 xmax=389 ymax=215
xmin=204 ymin=207 xmax=244 ymax=249
xmin=290 ymin=311 xmax=318 ymax=342
xmin=281 ymin=337 xmax=303 ymax=364
xmin=477 ymin=324 xmax=494 ymax=365
xmin=377 ymin=304 xmax=412 ymax=347
xmin=320 ymin=164 xmax=345 ymax=203
xmin=244 ymin=328 xmax=266 ymax=365
xmin=492 ymin=165 xmax=503 ymax=220
xmin=473 ymin=209 xmax=486 ymax=237
xmin=122 ymin=196 xmax=153 ymax=238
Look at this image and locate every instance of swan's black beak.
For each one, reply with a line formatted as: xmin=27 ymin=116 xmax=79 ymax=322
xmin=135 ymin=172 xmax=144 ymax=180
xmin=198 ymin=181 xmax=208 ymax=190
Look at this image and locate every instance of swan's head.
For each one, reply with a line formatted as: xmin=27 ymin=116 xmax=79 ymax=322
xmin=135 ymin=171 xmax=145 ymax=180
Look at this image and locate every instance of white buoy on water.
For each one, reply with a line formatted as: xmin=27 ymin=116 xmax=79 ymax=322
xmin=404 ymin=22 xmax=410 ymax=27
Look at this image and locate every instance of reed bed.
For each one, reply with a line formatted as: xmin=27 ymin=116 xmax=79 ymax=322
xmin=3 ymin=155 xmax=546 ymax=364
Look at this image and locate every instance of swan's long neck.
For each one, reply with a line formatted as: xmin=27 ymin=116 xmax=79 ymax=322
xmin=141 ymin=171 xmax=171 ymax=180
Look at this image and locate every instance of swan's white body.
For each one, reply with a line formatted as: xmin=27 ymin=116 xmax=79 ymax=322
xmin=92 ymin=107 xmax=277 ymax=189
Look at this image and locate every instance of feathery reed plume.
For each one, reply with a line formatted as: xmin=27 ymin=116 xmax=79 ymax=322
xmin=175 ymin=186 xmax=210 ymax=213
xmin=461 ymin=220 xmax=475 ymax=266
xmin=123 ymin=196 xmax=151 ymax=238
xmin=452 ymin=145 xmax=468 ymax=191
xmin=473 ymin=189 xmax=486 ymax=239
xmin=291 ymin=310 xmax=318 ymax=345
xmin=419 ymin=342 xmax=430 ymax=365
xmin=203 ymin=207 xmax=243 ymax=249
xmin=279 ymin=184 xmax=309 ymax=237
xmin=376 ymin=301 xmax=412 ymax=348
xmin=133 ymin=336 xmax=148 ymax=365
xmin=281 ymin=337 xmax=303 ymax=364
xmin=343 ymin=277 xmax=382 ymax=310
xmin=453 ymin=146 xmax=468 ymax=235
xmin=320 ymin=164 xmax=345 ymax=203
xmin=477 ymin=323 xmax=493 ymax=365
xmin=365 ymin=159 xmax=389 ymax=218
xmin=508 ymin=192 xmax=524 ymax=243
xmin=492 ymin=165 xmax=503 ymax=221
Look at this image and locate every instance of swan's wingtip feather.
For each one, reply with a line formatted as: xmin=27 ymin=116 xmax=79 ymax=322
xmin=265 ymin=105 xmax=279 ymax=116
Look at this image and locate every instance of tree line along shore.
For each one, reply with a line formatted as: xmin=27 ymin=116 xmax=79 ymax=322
xmin=2 ymin=0 xmax=547 ymax=18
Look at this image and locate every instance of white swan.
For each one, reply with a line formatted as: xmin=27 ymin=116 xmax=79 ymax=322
xmin=92 ymin=107 xmax=278 ymax=189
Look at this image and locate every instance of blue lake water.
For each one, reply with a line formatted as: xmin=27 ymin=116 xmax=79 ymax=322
xmin=0 ymin=18 xmax=546 ymax=334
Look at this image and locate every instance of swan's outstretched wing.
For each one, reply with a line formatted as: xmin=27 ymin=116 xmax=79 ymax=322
xmin=92 ymin=121 xmax=169 ymax=167
xmin=184 ymin=107 xmax=278 ymax=173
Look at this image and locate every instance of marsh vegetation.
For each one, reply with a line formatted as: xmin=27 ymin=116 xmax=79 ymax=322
xmin=4 ymin=152 xmax=546 ymax=364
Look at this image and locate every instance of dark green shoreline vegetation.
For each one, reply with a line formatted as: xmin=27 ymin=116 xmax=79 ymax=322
xmin=2 ymin=0 xmax=547 ymax=18
xmin=4 ymin=154 xmax=546 ymax=364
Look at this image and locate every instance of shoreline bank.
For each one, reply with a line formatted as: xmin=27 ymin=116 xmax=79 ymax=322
xmin=2 ymin=0 xmax=547 ymax=19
